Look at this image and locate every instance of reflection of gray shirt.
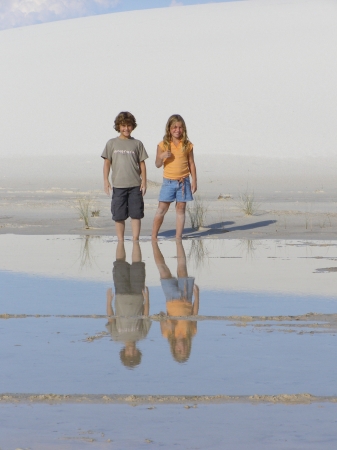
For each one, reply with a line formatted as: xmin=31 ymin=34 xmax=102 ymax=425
xmin=101 ymin=137 xmax=148 ymax=188
xmin=106 ymin=294 xmax=151 ymax=342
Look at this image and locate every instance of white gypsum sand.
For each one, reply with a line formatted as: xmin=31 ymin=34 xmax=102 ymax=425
xmin=1 ymin=0 xmax=337 ymax=160
xmin=0 ymin=0 xmax=336 ymax=237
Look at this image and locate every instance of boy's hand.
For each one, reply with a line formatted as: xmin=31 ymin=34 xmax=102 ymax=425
xmin=191 ymin=180 xmax=197 ymax=194
xmin=140 ymin=181 xmax=147 ymax=196
xmin=142 ymin=286 xmax=149 ymax=300
xmin=104 ymin=180 xmax=112 ymax=196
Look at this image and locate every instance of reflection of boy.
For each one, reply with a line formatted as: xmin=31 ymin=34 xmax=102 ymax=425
xmin=152 ymin=240 xmax=199 ymax=363
xmin=106 ymin=241 xmax=150 ymax=368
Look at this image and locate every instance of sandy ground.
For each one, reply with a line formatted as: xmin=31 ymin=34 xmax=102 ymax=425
xmin=1 ymin=155 xmax=336 ymax=239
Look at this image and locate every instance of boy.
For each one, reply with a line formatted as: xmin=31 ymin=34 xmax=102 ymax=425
xmin=102 ymin=111 xmax=148 ymax=241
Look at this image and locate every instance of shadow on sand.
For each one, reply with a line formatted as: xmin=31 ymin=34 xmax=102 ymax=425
xmin=158 ymin=220 xmax=277 ymax=238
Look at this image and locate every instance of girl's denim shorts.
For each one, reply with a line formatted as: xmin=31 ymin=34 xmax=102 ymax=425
xmin=159 ymin=177 xmax=193 ymax=202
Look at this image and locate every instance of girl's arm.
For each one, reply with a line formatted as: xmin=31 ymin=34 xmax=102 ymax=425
xmin=192 ymin=284 xmax=199 ymax=315
xmin=188 ymin=149 xmax=197 ymax=194
xmin=155 ymin=145 xmax=171 ymax=168
xmin=139 ymin=160 xmax=147 ymax=196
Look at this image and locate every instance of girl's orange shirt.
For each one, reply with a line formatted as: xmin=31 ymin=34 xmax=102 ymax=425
xmin=161 ymin=299 xmax=197 ymax=339
xmin=158 ymin=140 xmax=193 ymax=180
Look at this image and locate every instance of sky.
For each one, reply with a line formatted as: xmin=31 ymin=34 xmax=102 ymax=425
xmin=0 ymin=0 xmax=238 ymax=31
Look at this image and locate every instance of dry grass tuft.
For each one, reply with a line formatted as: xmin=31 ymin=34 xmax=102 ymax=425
xmin=237 ymin=190 xmax=260 ymax=216
xmin=76 ymin=196 xmax=92 ymax=228
xmin=187 ymin=195 xmax=209 ymax=230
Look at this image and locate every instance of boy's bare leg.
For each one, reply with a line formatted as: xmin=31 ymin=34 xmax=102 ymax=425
xmin=132 ymin=240 xmax=142 ymax=263
xmin=152 ymin=202 xmax=170 ymax=240
xmin=175 ymin=202 xmax=186 ymax=239
xmin=152 ymin=240 xmax=172 ymax=279
xmin=131 ymin=218 xmax=141 ymax=241
xmin=115 ymin=220 xmax=125 ymax=241
xmin=116 ymin=240 xmax=126 ymax=261
xmin=176 ymin=239 xmax=188 ymax=278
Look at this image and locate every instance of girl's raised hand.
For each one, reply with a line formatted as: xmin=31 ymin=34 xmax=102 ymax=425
xmin=161 ymin=150 xmax=171 ymax=160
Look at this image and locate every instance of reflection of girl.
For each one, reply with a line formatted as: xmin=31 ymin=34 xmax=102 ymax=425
xmin=152 ymin=240 xmax=199 ymax=363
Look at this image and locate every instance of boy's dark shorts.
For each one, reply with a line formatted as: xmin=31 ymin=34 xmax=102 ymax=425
xmin=113 ymin=261 xmax=145 ymax=295
xmin=111 ymin=186 xmax=144 ymax=221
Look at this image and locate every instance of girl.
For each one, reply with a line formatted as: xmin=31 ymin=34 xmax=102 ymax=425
xmin=151 ymin=114 xmax=197 ymax=240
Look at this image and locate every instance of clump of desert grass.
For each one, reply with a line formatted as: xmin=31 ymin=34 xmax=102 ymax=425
xmin=75 ymin=196 xmax=101 ymax=228
xmin=76 ymin=196 xmax=93 ymax=229
xmin=187 ymin=195 xmax=209 ymax=230
xmin=237 ymin=189 xmax=260 ymax=216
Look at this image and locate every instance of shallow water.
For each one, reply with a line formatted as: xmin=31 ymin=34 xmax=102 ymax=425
xmin=1 ymin=316 xmax=336 ymax=396
xmin=1 ymin=403 xmax=337 ymax=450
xmin=1 ymin=236 xmax=337 ymax=449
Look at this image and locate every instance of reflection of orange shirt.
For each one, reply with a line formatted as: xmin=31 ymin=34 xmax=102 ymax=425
xmin=158 ymin=140 xmax=193 ymax=180
xmin=161 ymin=300 xmax=197 ymax=339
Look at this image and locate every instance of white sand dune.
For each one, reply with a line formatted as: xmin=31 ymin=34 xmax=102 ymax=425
xmin=0 ymin=0 xmax=337 ymax=161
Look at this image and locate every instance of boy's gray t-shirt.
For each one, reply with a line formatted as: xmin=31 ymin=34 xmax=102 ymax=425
xmin=106 ymin=294 xmax=151 ymax=342
xmin=101 ymin=137 xmax=148 ymax=188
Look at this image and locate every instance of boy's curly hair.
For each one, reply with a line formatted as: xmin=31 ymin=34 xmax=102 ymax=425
xmin=120 ymin=348 xmax=142 ymax=368
xmin=114 ymin=111 xmax=137 ymax=132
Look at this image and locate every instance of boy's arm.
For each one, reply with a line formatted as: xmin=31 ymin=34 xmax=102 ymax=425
xmin=103 ymin=159 xmax=112 ymax=196
xmin=106 ymin=288 xmax=115 ymax=318
xmin=143 ymin=286 xmax=150 ymax=316
xmin=139 ymin=160 xmax=147 ymax=196
xmin=188 ymin=149 xmax=197 ymax=194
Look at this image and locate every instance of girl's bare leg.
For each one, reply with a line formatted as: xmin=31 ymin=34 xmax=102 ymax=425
xmin=176 ymin=239 xmax=188 ymax=278
xmin=152 ymin=202 xmax=170 ymax=240
xmin=175 ymin=202 xmax=186 ymax=239
xmin=115 ymin=220 xmax=125 ymax=241
xmin=131 ymin=218 xmax=141 ymax=241
xmin=152 ymin=240 xmax=172 ymax=279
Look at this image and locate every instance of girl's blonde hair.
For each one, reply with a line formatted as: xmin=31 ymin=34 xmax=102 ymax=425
xmin=167 ymin=325 xmax=193 ymax=364
xmin=163 ymin=114 xmax=190 ymax=153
